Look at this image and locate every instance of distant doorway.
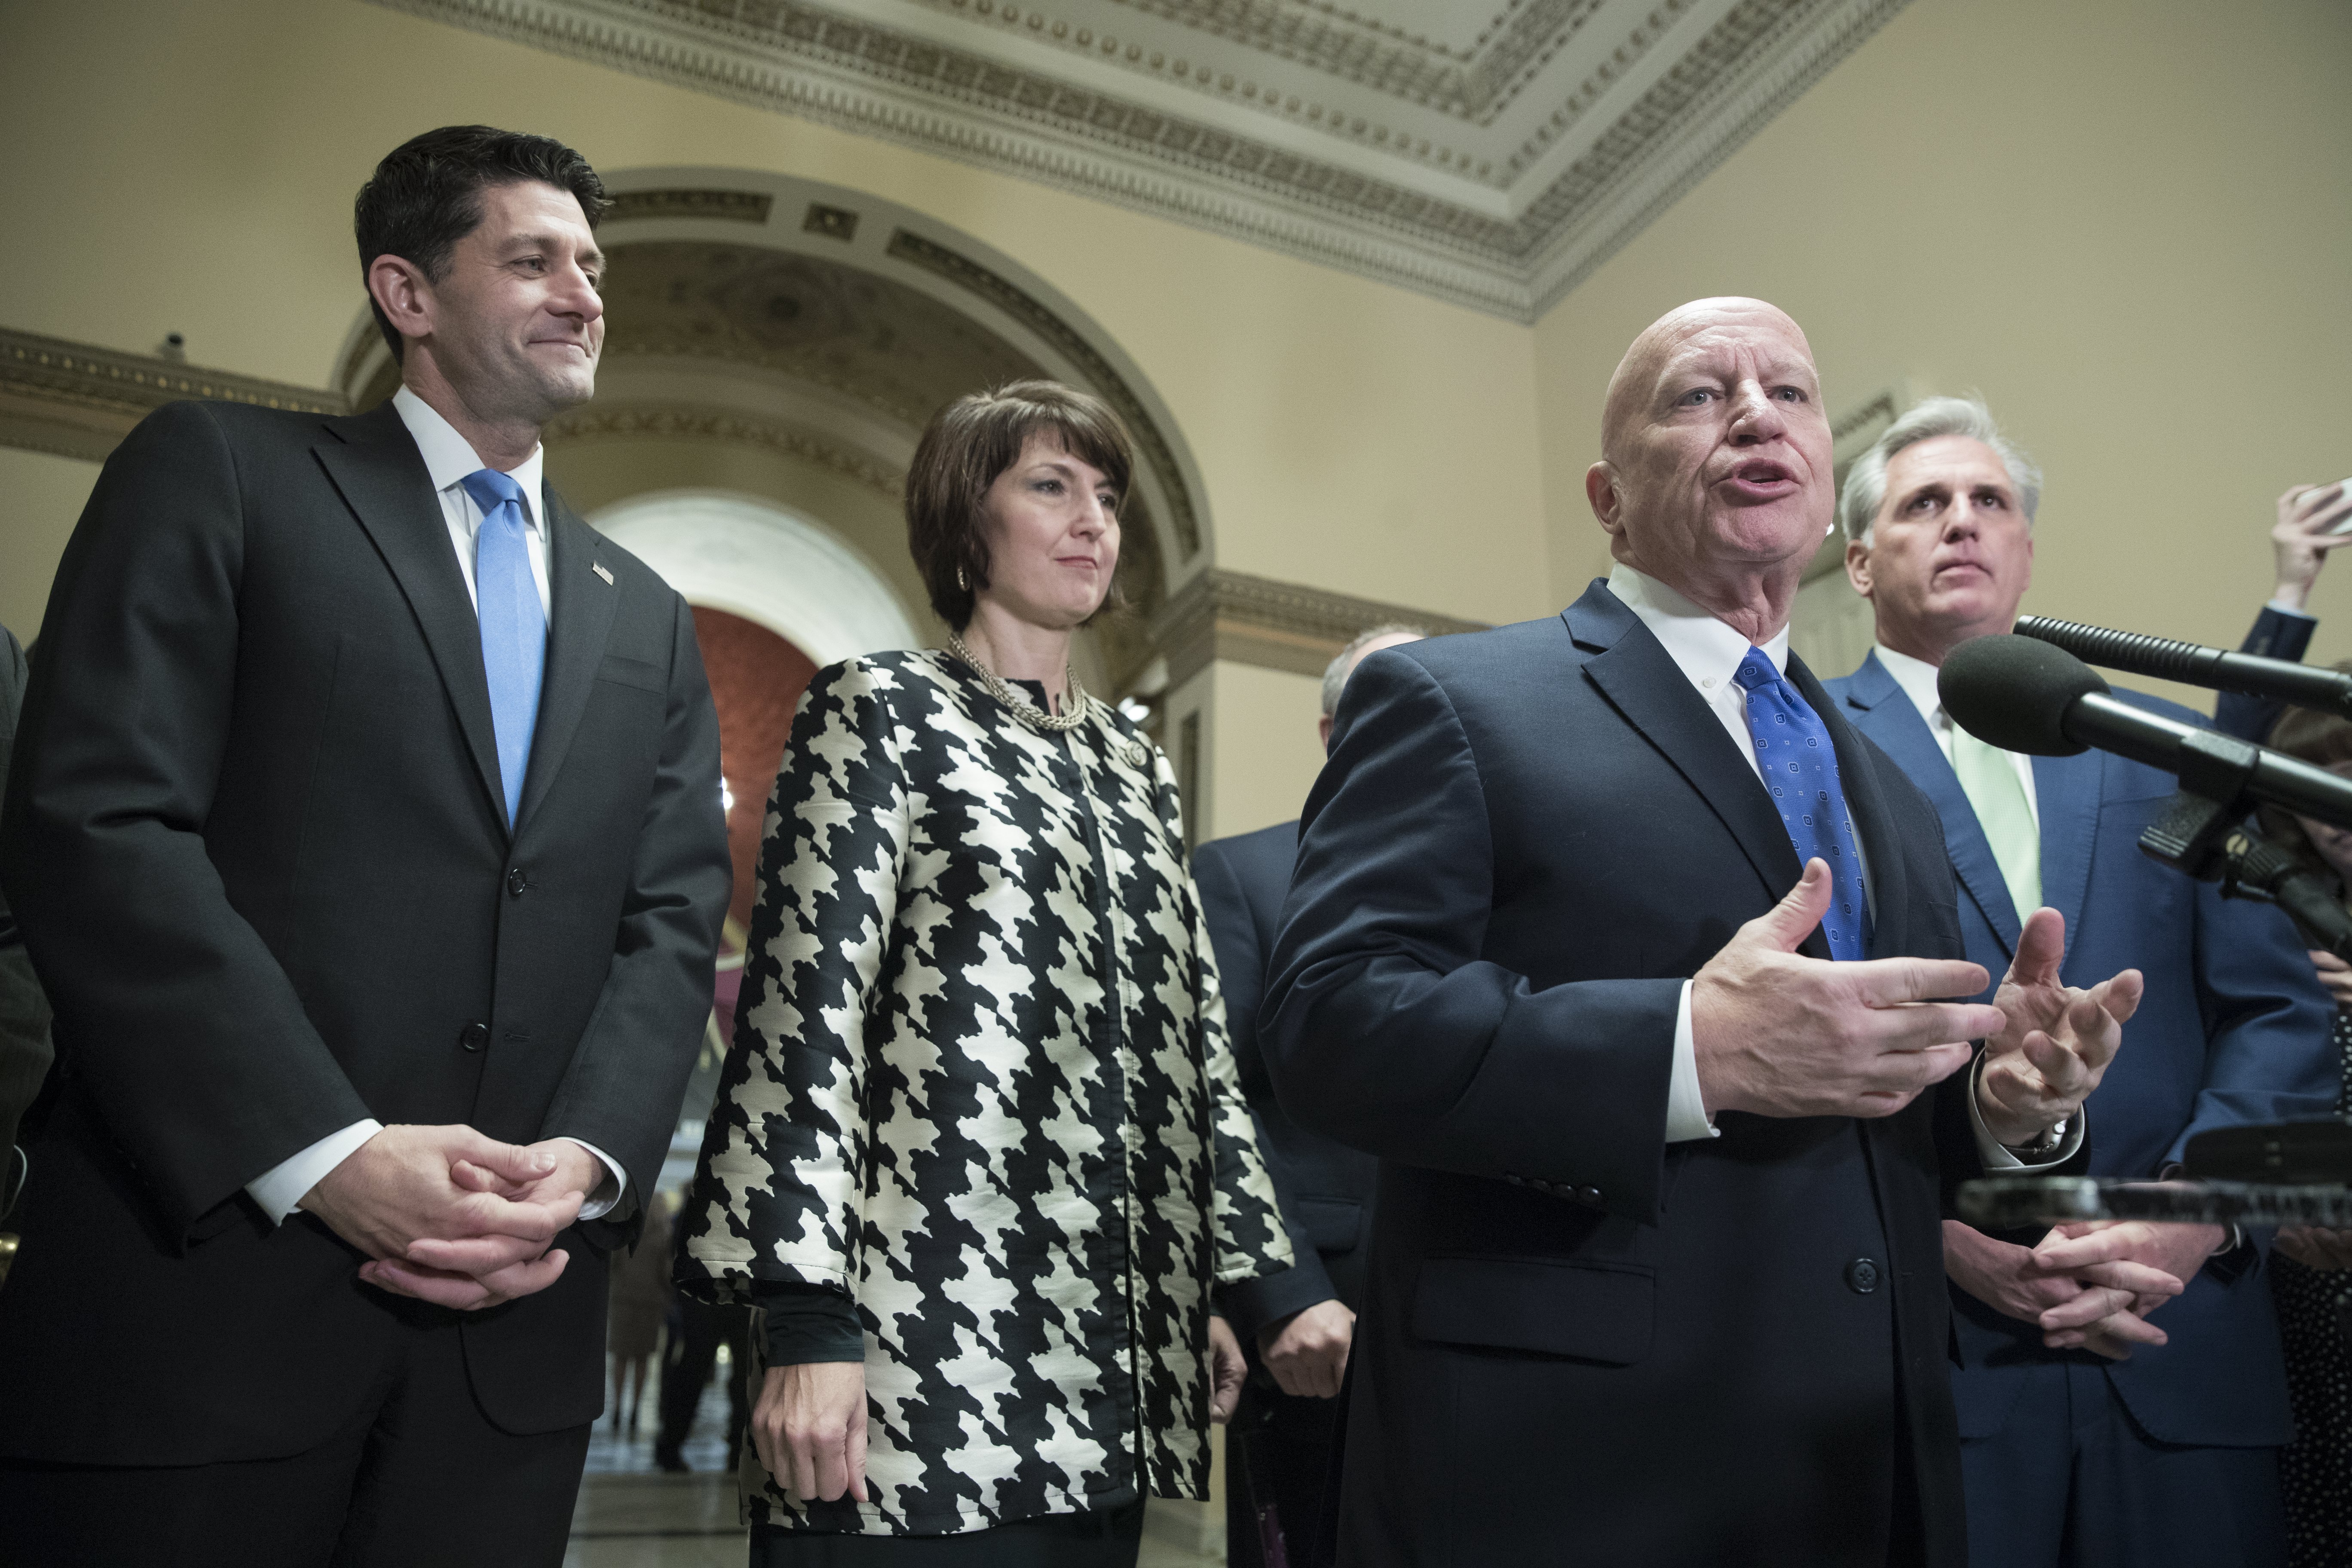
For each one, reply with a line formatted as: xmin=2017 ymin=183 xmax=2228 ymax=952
xmin=592 ymin=488 xmax=921 ymax=668
xmin=692 ymin=608 xmax=816 ymax=936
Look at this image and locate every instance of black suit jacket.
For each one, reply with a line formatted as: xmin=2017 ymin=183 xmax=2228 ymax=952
xmin=1263 ymin=581 xmax=2004 ymax=1568
xmin=1193 ymin=820 xmax=1376 ymax=1341
xmin=0 ymin=399 xmax=730 ymax=1464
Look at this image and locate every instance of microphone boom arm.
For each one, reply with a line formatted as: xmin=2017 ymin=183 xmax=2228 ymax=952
xmin=2017 ymin=614 xmax=2352 ymax=722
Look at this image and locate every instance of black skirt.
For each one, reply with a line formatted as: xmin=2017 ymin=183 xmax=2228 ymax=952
xmin=750 ymin=1502 xmax=1145 ymax=1568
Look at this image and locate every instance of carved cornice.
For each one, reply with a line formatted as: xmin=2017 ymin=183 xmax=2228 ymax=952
xmin=542 ymin=402 xmax=906 ymax=496
xmin=0 ymin=328 xmax=345 ymax=462
xmin=911 ymin=0 xmax=1616 ymax=131
xmin=1151 ymin=566 xmax=1489 ymax=685
xmin=605 ymin=187 xmax=775 ymax=223
xmin=364 ymin=0 xmax=1912 ymax=322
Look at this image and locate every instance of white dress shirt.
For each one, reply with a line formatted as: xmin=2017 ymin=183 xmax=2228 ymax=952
xmin=1607 ymin=568 xmax=2079 ymax=1168
xmin=243 ymin=389 xmax=623 ymax=1225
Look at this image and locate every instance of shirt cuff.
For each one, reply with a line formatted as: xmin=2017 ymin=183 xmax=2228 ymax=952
xmin=2266 ymin=600 xmax=2320 ymax=621
xmin=1666 ymin=981 xmax=1723 ymax=1145
xmin=557 ymin=1137 xmax=627 ymax=1222
xmin=1968 ymin=1056 xmax=2086 ymax=1168
xmin=247 ymin=1119 xmax=383 ymax=1224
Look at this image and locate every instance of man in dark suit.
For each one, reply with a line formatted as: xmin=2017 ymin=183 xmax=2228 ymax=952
xmin=1196 ymin=622 xmax=1420 ymax=1567
xmin=1827 ymin=396 xmax=2335 ymax=1567
xmin=1264 ymin=298 xmax=2154 ymax=1567
xmin=0 ymin=127 xmax=731 ymax=1565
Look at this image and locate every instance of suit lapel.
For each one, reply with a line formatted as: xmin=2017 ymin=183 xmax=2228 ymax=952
xmin=1566 ymin=583 xmax=1816 ymax=948
xmin=516 ymin=491 xmax=620 ymax=833
xmin=1837 ymin=652 xmax=2022 ymax=956
xmin=311 ymin=405 xmax=506 ymax=830
xmin=2031 ymin=750 xmax=2102 ymax=961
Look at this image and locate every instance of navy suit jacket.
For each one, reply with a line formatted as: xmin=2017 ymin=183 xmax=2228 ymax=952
xmin=1192 ymin=820 xmax=1377 ymax=1343
xmin=1263 ymin=582 xmax=2000 ymax=1568
xmin=1827 ymin=650 xmax=2336 ymax=1447
xmin=2215 ymin=603 xmax=2319 ymax=745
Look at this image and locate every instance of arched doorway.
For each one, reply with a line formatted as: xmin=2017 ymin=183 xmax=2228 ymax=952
xmin=589 ymin=485 xmax=921 ymax=937
xmin=592 ymin=488 xmax=921 ymax=668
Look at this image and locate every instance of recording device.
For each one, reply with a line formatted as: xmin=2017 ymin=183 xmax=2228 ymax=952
xmin=1938 ymin=634 xmax=2352 ymax=829
xmin=2013 ymin=614 xmax=2352 ymax=722
xmin=2315 ymin=478 xmax=2352 ymax=536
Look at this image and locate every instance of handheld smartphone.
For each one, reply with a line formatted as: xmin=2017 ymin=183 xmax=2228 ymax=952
xmin=2319 ymin=478 xmax=2352 ymax=536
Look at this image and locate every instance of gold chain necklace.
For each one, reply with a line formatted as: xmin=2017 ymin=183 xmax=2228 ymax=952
xmin=945 ymin=631 xmax=1092 ymax=733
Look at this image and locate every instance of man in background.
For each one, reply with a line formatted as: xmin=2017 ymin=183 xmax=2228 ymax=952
xmin=1194 ymin=622 xmax=1421 ymax=1568
xmin=0 ymin=624 xmax=49 ymax=1231
xmin=0 ymin=126 xmax=731 ymax=1565
xmin=1827 ymin=395 xmax=2335 ymax=1567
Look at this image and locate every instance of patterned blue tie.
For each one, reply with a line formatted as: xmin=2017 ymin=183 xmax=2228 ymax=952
xmin=1736 ymin=647 xmax=1867 ymax=960
xmin=460 ymin=468 xmax=545 ymax=827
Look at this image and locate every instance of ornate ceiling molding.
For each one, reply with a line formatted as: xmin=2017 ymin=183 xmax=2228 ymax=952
xmin=0 ymin=328 xmax=345 ymax=462
xmin=1088 ymin=0 xmax=1615 ymax=125
xmin=366 ymin=0 xmax=1911 ymax=321
xmin=1151 ymin=565 xmax=1489 ymax=686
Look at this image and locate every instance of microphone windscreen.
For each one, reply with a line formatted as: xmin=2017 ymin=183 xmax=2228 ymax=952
xmin=1937 ymin=635 xmax=2108 ymax=756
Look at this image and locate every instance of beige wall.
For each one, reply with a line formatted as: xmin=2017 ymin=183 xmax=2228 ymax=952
xmin=0 ymin=0 xmax=1547 ymax=641
xmin=1534 ymin=0 xmax=2352 ymax=708
xmin=1182 ymin=662 xmax=1329 ymax=843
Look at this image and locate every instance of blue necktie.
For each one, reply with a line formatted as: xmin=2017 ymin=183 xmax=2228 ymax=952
xmin=461 ymin=468 xmax=545 ymax=827
xmin=1736 ymin=647 xmax=1867 ymax=960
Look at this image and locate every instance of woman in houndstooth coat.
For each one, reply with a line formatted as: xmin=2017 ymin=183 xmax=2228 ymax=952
xmin=677 ymin=382 xmax=1290 ymax=1565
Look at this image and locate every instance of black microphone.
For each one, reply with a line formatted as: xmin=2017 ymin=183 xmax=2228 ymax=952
xmin=2015 ymin=614 xmax=2352 ymax=721
xmin=1938 ymin=636 xmax=2352 ymax=830
xmin=2230 ymin=831 xmax=2352 ymax=959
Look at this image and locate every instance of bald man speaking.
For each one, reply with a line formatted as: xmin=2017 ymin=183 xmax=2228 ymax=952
xmin=1262 ymin=300 xmax=2150 ymax=1566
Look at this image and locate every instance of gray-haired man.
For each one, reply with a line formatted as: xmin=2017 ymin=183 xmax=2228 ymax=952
xmin=1823 ymin=397 xmax=2333 ymax=1568
xmin=1194 ymin=623 xmax=1420 ymax=1568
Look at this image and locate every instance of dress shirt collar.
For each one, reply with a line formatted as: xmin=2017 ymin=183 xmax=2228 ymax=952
xmin=1605 ymin=562 xmax=1790 ymax=693
xmin=392 ymin=386 xmax=544 ymax=532
xmin=1870 ymin=642 xmax=1947 ymax=728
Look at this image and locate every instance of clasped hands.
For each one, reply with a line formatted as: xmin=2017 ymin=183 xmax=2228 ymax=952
xmin=297 ymin=1123 xmax=602 ymax=1311
xmin=1690 ymin=859 xmax=2142 ymax=1138
xmin=1945 ymin=1215 xmax=2218 ymax=1361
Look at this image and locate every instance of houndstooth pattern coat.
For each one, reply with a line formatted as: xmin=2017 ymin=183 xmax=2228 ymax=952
xmin=677 ymin=649 xmax=1291 ymax=1536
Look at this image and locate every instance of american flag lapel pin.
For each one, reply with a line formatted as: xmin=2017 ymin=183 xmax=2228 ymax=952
xmin=592 ymin=561 xmax=615 ymax=586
